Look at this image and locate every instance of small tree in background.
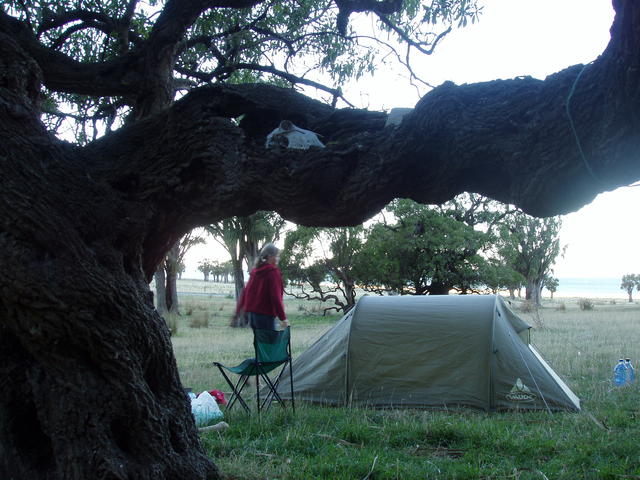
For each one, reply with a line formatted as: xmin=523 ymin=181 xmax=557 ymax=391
xmin=154 ymin=230 xmax=205 ymax=315
xmin=219 ymin=261 xmax=235 ymax=283
xmin=355 ymin=199 xmax=491 ymax=295
xmin=281 ymin=226 xmax=364 ymax=314
xmin=482 ymin=259 xmax=526 ymax=298
xmin=578 ymin=298 xmax=595 ymax=311
xmin=544 ymin=276 xmax=560 ymax=300
xmin=620 ymin=274 xmax=640 ymax=302
xmin=197 ymin=259 xmax=218 ymax=282
xmin=496 ymin=212 xmax=564 ymax=306
xmin=206 ymin=212 xmax=285 ymax=302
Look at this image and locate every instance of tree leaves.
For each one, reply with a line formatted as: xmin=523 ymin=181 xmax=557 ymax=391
xmin=496 ymin=213 xmax=563 ymax=304
xmin=4 ymin=0 xmax=481 ymax=142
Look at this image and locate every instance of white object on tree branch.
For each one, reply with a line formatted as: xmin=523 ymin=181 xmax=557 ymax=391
xmin=385 ymin=108 xmax=413 ymax=128
xmin=266 ymin=120 xmax=325 ymax=149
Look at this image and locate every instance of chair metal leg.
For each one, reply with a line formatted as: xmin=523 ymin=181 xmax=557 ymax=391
xmin=214 ymin=363 xmax=251 ymax=413
xmin=258 ymin=361 xmax=291 ymax=412
xmin=256 ymin=373 xmax=261 ymax=414
xmin=227 ymin=375 xmax=251 ymax=413
xmin=289 ymin=355 xmax=295 ymax=413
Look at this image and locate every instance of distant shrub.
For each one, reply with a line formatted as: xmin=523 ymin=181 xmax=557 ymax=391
xmin=519 ymin=301 xmax=535 ymax=313
xmin=609 ymin=299 xmax=617 ymax=305
xmin=189 ymin=313 xmax=209 ymax=328
xmin=578 ymin=298 xmax=594 ymax=311
xmin=555 ymin=302 xmax=566 ymax=311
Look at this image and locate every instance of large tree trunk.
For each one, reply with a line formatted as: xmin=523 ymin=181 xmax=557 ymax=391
xmin=2 ymin=2 xmax=640 ymax=477
xmin=427 ymin=281 xmax=451 ymax=295
xmin=525 ymin=278 xmax=543 ymax=306
xmin=0 ymin=150 xmax=217 ymax=478
xmin=0 ymin=38 xmax=218 ymax=479
xmin=342 ymin=279 xmax=356 ymax=310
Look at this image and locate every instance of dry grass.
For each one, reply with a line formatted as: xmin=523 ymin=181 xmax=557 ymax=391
xmin=172 ymin=282 xmax=640 ymax=479
xmin=174 ymin=283 xmax=640 ymax=403
xmin=514 ymin=298 xmax=640 ymax=395
xmin=173 ymin=283 xmax=333 ymax=393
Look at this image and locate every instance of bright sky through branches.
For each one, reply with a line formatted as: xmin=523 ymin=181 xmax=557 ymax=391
xmin=344 ymin=0 xmax=638 ymax=280
xmin=186 ymin=0 xmax=640 ymax=280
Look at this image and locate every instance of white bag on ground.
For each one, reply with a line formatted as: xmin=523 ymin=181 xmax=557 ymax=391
xmin=191 ymin=390 xmax=223 ymax=426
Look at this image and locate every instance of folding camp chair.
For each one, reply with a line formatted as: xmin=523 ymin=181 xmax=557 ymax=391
xmin=213 ymin=326 xmax=294 ymax=414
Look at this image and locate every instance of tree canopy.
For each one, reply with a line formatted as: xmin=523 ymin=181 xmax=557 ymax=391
xmin=281 ymin=225 xmax=363 ymax=313
xmin=355 ymin=198 xmax=491 ymax=295
xmin=496 ymin=212 xmax=564 ymax=306
xmin=282 ymin=196 xmax=563 ymax=306
xmin=4 ymin=0 xmax=481 ymax=139
xmin=620 ymin=273 xmax=640 ymax=302
xmin=2 ymin=1 xmax=640 ymax=479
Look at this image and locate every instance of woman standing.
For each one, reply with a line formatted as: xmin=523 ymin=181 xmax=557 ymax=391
xmin=236 ymin=243 xmax=288 ymax=330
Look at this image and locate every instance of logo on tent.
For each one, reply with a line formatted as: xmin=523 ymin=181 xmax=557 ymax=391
xmin=506 ymin=378 xmax=537 ymax=402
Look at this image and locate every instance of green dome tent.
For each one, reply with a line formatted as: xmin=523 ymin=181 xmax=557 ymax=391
xmin=278 ymin=295 xmax=579 ymax=412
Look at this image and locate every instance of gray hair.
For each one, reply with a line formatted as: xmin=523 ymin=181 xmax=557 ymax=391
xmin=254 ymin=243 xmax=280 ymax=268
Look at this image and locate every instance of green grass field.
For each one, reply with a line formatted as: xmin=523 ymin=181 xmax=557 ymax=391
xmin=171 ymin=280 xmax=640 ymax=479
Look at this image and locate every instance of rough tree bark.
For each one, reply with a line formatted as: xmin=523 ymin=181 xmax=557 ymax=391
xmin=1 ymin=1 xmax=640 ymax=479
xmin=0 ymin=36 xmax=216 ymax=478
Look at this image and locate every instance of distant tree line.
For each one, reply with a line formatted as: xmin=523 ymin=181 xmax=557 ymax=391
xmin=182 ymin=194 xmax=564 ymax=318
xmin=197 ymin=260 xmax=235 ymax=283
xmin=280 ymin=194 xmax=564 ymax=314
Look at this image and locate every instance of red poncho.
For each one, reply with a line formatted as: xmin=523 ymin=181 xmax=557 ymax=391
xmin=236 ymin=263 xmax=286 ymax=321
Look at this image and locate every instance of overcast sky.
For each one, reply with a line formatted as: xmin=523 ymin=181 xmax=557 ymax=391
xmin=185 ymin=0 xmax=640 ymax=279
xmin=341 ymin=0 xmax=639 ymax=279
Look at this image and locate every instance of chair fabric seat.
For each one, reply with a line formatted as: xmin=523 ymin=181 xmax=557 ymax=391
xmin=222 ymin=358 xmax=286 ymax=376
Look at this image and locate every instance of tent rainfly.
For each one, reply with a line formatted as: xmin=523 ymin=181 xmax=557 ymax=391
xmin=277 ymin=295 xmax=580 ymax=412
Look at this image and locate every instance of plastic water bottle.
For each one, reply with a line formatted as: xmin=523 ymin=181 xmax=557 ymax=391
xmin=625 ymin=358 xmax=635 ymax=384
xmin=614 ymin=359 xmax=627 ymax=387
